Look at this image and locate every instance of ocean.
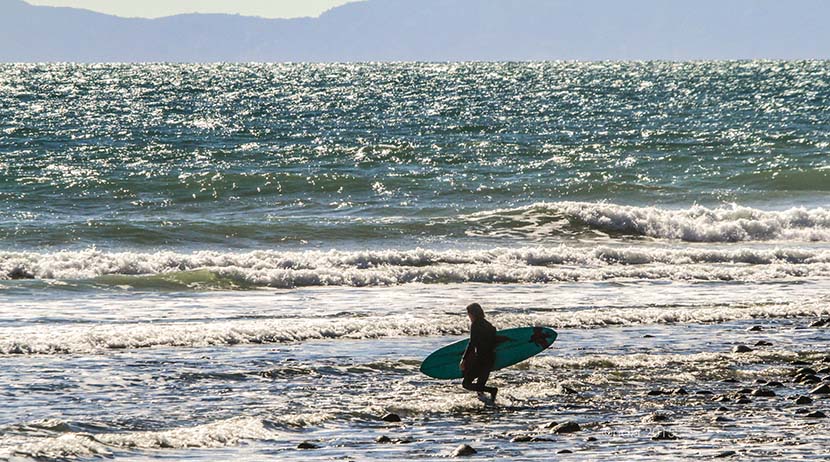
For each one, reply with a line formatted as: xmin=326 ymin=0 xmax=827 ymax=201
xmin=1 ymin=62 xmax=829 ymax=460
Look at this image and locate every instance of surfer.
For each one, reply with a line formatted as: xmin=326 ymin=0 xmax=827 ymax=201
xmin=460 ymin=303 xmax=498 ymax=403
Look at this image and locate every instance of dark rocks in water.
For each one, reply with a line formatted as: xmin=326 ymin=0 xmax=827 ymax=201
xmin=821 ymin=356 xmax=830 ymax=363
xmin=645 ymin=413 xmax=669 ymax=423
xmin=672 ymin=387 xmax=689 ymax=395
xmin=585 ymin=436 xmax=598 ymax=442
xmin=809 ymin=318 xmax=829 ymax=327
xmin=795 ymin=408 xmax=811 ymax=414
xmin=755 ymin=379 xmax=768 ymax=384
xmin=752 ymin=388 xmax=776 ymax=397
xmin=795 ymin=367 xmax=817 ymax=376
xmin=791 ymin=360 xmax=811 ymax=366
xmin=375 ymin=435 xmax=392 ymax=444
xmin=540 ymin=421 xmax=559 ymax=429
xmin=643 ymin=334 xmax=655 ymax=338
xmin=652 ymin=430 xmax=677 ymax=441
xmin=817 ymin=367 xmax=830 ymax=375
xmin=733 ymin=345 xmax=753 ymax=353
xmin=716 ymin=406 xmax=729 ymax=412
xmin=7 ymin=267 xmax=34 ymax=280
xmin=552 ymin=422 xmax=582 ymax=434
xmin=511 ymin=435 xmax=533 ymax=443
xmin=766 ymin=381 xmax=784 ymax=388
xmin=715 ymin=450 xmax=737 ymax=458
xmin=801 ymin=375 xmax=822 ymax=385
xmin=747 ymin=325 xmax=763 ymax=332
xmin=696 ymin=390 xmax=714 ymax=395
xmin=795 ymin=396 xmax=813 ymax=405
xmin=737 ymin=388 xmax=753 ymax=394
xmin=381 ymin=413 xmax=401 ymax=423
xmin=754 ymin=340 xmax=773 ymax=346
xmin=721 ymin=378 xmax=740 ymax=383
xmin=451 ymin=444 xmax=477 ymax=457
xmin=735 ymin=395 xmax=752 ymax=404
xmin=713 ymin=395 xmax=731 ymax=403
xmin=557 ymin=449 xmax=573 ymax=454
xmin=810 ymin=384 xmax=830 ymax=395
xmin=561 ymin=386 xmax=578 ymax=395
xmin=805 ymin=411 xmax=827 ymax=418
xmin=714 ymin=416 xmax=732 ymax=422
xmin=647 ymin=389 xmax=664 ymax=396
xmin=297 ymin=441 xmax=318 ymax=449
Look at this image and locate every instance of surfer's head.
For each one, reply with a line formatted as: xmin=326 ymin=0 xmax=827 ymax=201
xmin=466 ymin=303 xmax=485 ymax=321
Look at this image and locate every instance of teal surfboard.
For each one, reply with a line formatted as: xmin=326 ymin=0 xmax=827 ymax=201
xmin=419 ymin=326 xmax=557 ymax=380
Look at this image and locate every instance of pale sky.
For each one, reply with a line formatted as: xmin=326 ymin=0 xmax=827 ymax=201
xmin=26 ymin=0 xmax=356 ymax=18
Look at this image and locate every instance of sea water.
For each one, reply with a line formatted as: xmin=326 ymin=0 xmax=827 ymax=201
xmin=1 ymin=62 xmax=829 ymax=460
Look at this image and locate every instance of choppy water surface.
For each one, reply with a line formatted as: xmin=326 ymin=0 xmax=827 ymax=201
xmin=1 ymin=62 xmax=829 ymax=461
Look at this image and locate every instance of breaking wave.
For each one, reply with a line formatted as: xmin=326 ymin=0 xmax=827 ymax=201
xmin=466 ymin=202 xmax=830 ymax=242
xmin=2 ymin=245 xmax=830 ymax=289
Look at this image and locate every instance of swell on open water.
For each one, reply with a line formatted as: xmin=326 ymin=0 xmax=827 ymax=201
xmin=1 ymin=62 xmax=829 ymax=461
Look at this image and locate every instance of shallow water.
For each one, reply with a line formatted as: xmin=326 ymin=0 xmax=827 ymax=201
xmin=1 ymin=62 xmax=830 ymax=460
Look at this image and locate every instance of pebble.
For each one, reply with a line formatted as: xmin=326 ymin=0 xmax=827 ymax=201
xmin=652 ymin=430 xmax=677 ymax=440
xmin=297 ymin=441 xmax=317 ymax=449
xmin=752 ymin=388 xmax=776 ymax=397
xmin=715 ymin=450 xmax=737 ymax=458
xmin=799 ymin=375 xmax=821 ymax=384
xmin=805 ymin=411 xmax=827 ymax=418
xmin=733 ymin=345 xmax=753 ymax=353
xmin=810 ymin=384 xmax=830 ymax=395
xmin=552 ymin=422 xmax=582 ymax=434
xmin=795 ymin=367 xmax=817 ymax=376
xmin=381 ymin=413 xmax=402 ymax=422
xmin=452 ymin=444 xmax=477 ymax=457
xmin=795 ymin=396 xmax=813 ymax=405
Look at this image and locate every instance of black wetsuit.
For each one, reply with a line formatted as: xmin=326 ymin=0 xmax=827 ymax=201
xmin=462 ymin=318 xmax=498 ymax=396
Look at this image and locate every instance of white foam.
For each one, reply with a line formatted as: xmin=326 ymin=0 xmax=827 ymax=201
xmin=2 ymin=300 xmax=827 ymax=355
xmin=3 ymin=412 xmax=334 ymax=460
xmin=2 ymin=245 xmax=830 ymax=288
xmin=467 ymin=202 xmax=830 ymax=242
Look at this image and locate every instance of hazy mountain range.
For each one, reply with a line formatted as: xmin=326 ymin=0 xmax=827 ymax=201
xmin=1 ymin=0 xmax=828 ymax=62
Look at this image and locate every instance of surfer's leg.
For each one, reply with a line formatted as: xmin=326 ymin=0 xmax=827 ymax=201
xmin=478 ymin=368 xmax=498 ymax=401
xmin=462 ymin=370 xmax=478 ymax=391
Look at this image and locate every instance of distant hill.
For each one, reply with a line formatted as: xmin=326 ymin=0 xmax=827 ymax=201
xmin=1 ymin=0 xmax=828 ymax=62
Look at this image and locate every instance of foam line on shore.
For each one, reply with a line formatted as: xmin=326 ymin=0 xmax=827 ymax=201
xmin=2 ymin=301 xmax=827 ymax=355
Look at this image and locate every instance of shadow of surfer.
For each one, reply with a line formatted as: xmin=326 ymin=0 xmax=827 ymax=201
xmin=460 ymin=303 xmax=499 ymax=404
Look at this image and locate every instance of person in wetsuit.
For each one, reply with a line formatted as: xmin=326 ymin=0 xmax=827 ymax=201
xmin=460 ymin=303 xmax=498 ymax=402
